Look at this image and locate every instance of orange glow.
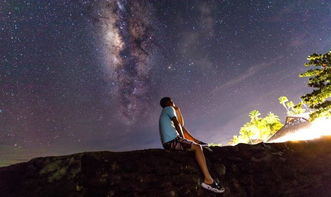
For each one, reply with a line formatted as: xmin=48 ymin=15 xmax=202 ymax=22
xmin=269 ymin=117 xmax=331 ymax=143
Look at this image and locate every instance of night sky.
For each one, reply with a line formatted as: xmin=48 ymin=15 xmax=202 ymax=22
xmin=1 ymin=0 xmax=331 ymax=166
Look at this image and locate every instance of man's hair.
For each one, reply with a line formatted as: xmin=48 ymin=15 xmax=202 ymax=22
xmin=160 ymin=97 xmax=171 ymax=108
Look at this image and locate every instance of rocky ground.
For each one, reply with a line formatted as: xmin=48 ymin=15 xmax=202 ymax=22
xmin=1 ymin=137 xmax=331 ymax=197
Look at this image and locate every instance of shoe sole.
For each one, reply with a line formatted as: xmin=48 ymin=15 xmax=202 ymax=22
xmin=201 ymin=182 xmax=225 ymax=193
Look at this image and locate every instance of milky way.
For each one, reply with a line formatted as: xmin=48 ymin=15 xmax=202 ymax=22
xmin=93 ymin=0 xmax=156 ymax=124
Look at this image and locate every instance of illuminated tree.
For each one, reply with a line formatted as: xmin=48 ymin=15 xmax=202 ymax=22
xmin=230 ymin=110 xmax=283 ymax=145
xmin=278 ymin=96 xmax=289 ymax=113
xmin=249 ymin=110 xmax=261 ymax=121
xmin=278 ymin=96 xmax=306 ymax=116
xmin=299 ymin=51 xmax=331 ymax=120
xmin=230 ymin=135 xmax=240 ymax=145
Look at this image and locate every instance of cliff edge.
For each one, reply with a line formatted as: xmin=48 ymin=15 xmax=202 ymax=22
xmin=1 ymin=137 xmax=331 ymax=197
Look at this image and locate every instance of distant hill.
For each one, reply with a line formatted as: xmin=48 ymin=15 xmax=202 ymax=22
xmin=1 ymin=138 xmax=331 ymax=196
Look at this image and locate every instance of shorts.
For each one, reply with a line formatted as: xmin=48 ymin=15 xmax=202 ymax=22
xmin=163 ymin=136 xmax=194 ymax=151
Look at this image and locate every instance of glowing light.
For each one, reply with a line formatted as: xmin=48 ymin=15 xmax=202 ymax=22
xmin=269 ymin=117 xmax=331 ymax=143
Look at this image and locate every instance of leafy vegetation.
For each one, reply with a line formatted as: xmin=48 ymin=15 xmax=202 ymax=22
xmin=299 ymin=51 xmax=331 ymax=120
xmin=230 ymin=110 xmax=283 ymax=145
xmin=278 ymin=96 xmax=306 ymax=116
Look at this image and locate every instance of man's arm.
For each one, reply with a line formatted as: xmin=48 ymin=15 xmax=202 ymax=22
xmin=174 ymin=106 xmax=184 ymax=126
xmin=171 ymin=117 xmax=184 ymax=138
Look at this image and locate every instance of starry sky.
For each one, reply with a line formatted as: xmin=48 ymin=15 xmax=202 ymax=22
xmin=1 ymin=0 xmax=331 ymax=166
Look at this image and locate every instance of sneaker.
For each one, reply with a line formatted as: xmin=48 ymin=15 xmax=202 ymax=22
xmin=201 ymin=180 xmax=225 ymax=193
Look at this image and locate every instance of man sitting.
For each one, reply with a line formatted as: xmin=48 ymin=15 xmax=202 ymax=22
xmin=159 ymin=97 xmax=224 ymax=193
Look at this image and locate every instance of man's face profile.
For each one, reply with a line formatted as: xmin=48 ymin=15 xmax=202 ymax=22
xmin=168 ymin=99 xmax=174 ymax=107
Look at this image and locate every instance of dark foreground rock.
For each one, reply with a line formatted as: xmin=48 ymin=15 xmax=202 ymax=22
xmin=2 ymin=137 xmax=331 ymax=197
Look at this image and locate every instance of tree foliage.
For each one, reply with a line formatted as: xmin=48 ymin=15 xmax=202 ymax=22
xmin=299 ymin=51 xmax=331 ymax=120
xmin=278 ymin=96 xmax=306 ymax=116
xmin=230 ymin=110 xmax=283 ymax=145
xmin=278 ymin=96 xmax=289 ymax=113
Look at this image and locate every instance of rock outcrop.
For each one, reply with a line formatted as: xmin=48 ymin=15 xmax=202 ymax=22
xmin=2 ymin=137 xmax=331 ymax=197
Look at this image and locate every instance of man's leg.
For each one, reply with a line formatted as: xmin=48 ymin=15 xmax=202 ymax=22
xmin=183 ymin=127 xmax=200 ymax=143
xmin=189 ymin=143 xmax=214 ymax=184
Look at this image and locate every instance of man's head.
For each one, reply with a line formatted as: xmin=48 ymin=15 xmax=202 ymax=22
xmin=160 ymin=97 xmax=174 ymax=108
